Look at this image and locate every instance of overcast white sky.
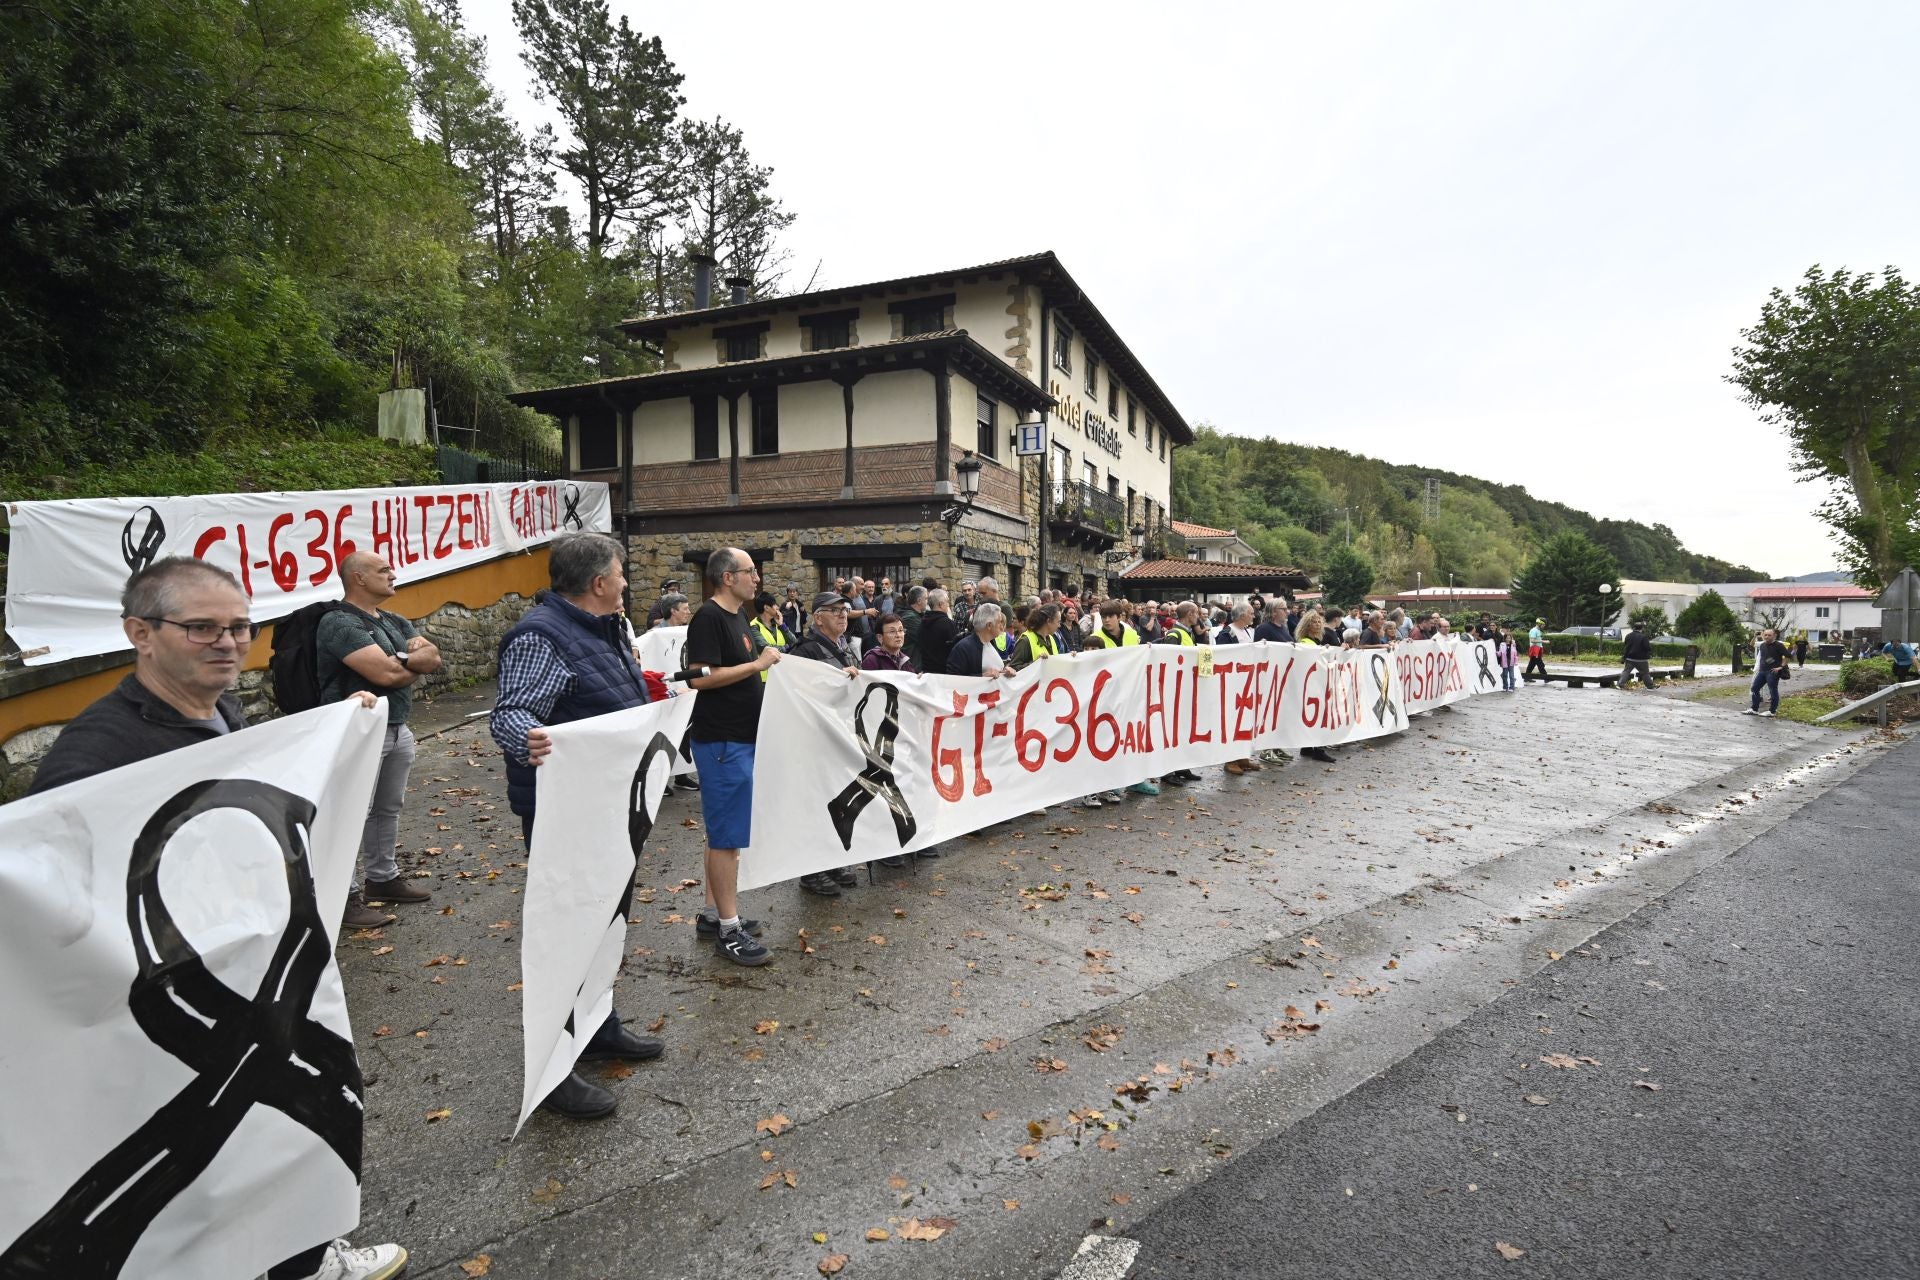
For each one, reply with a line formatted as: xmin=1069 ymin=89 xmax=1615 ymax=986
xmin=465 ymin=1 xmax=1919 ymax=578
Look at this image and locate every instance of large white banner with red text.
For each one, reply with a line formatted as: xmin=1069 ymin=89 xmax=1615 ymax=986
xmin=738 ymin=639 xmax=1499 ymax=889
xmin=3 ymin=480 xmax=611 ymax=665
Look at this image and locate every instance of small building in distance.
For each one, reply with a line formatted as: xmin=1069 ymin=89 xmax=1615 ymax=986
xmin=510 ymin=251 xmax=1195 ymax=602
xmin=1745 ymin=583 xmax=1879 ymax=641
xmin=1170 ymin=520 xmax=1257 ymax=566
xmin=1380 ymin=586 xmax=1512 ymax=615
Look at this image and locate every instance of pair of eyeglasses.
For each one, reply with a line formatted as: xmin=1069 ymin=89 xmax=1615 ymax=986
xmin=140 ymin=617 xmax=261 ymax=644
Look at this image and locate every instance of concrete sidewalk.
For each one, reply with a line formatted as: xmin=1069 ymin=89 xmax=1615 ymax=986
xmin=339 ymin=678 xmax=1888 ymax=1279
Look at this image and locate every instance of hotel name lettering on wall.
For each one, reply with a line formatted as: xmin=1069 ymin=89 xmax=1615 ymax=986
xmin=1047 ymin=382 xmax=1125 ymax=459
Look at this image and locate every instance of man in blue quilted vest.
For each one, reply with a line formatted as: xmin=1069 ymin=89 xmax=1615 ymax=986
xmin=490 ymin=532 xmax=664 ymax=1122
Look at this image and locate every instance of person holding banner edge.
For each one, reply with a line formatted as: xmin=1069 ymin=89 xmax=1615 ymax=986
xmin=788 ymin=591 xmax=871 ymax=891
xmin=491 ymin=532 xmax=673 ymax=1121
xmin=316 ymin=551 xmax=443 ymax=928
xmin=683 ymin=548 xmax=782 ymax=958
xmin=27 ymin=556 xmax=407 ymax=1280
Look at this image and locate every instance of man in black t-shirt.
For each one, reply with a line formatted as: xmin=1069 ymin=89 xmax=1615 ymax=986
xmin=684 ymin=548 xmax=781 ymax=965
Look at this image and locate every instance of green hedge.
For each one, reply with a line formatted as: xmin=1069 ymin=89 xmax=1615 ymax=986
xmin=1544 ymin=633 xmax=1694 ymax=660
xmin=1840 ymin=656 xmax=1896 ymax=696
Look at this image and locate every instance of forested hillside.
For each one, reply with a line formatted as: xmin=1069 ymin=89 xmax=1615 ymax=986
xmin=1 ymin=0 xmax=793 ymax=497
xmin=1171 ymin=426 xmax=1763 ymax=588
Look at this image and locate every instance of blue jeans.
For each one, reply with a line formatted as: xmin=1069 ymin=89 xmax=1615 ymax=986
xmin=1750 ymin=668 xmax=1780 ymax=712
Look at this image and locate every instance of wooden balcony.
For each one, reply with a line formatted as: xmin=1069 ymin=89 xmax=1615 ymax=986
xmin=1048 ymin=481 xmax=1127 ymax=549
xmin=582 ymin=443 xmax=1027 ymax=518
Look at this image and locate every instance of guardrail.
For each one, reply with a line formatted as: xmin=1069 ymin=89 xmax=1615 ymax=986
xmin=1815 ymin=678 xmax=1920 ymax=727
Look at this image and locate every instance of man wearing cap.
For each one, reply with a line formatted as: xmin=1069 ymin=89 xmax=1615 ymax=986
xmin=1525 ymin=618 xmax=1548 ymax=681
xmin=646 ymin=577 xmax=685 ymax=628
xmin=786 ymin=592 xmax=864 ymax=897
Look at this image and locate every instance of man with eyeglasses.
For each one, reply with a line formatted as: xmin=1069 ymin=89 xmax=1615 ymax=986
xmin=28 ymin=556 xmax=408 ymax=1280
xmin=316 ymin=551 xmax=444 ymax=928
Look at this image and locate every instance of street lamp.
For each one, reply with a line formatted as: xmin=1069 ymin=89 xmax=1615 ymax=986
xmin=1598 ymin=582 xmax=1614 ymax=631
xmin=1106 ymin=523 xmax=1146 ymax=566
xmin=940 ymin=451 xmax=984 ymax=526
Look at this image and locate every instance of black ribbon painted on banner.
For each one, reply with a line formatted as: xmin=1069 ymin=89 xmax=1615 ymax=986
xmin=561 ymin=483 xmax=584 ymax=529
xmin=558 ymin=731 xmax=676 ymax=1043
xmin=1474 ymin=643 xmax=1498 ymax=690
xmin=827 ymin=682 xmax=918 ymax=852
xmin=1 ymin=780 xmax=363 ymax=1280
xmin=1371 ymin=653 xmax=1399 ymax=727
xmin=119 ymin=505 xmax=166 ymax=575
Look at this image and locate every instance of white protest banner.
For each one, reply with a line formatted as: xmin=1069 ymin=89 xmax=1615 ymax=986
xmin=0 ymin=700 xmax=386 ymax=1280
xmin=519 ymin=692 xmax=695 ymax=1132
xmin=3 ymin=479 xmax=612 ymax=666
xmin=635 ymin=623 xmax=688 ymax=678
xmin=742 ymin=639 xmax=1496 ymax=888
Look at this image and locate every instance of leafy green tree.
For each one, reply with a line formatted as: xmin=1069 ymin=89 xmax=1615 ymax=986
xmin=1673 ymin=590 xmax=1741 ymax=639
xmin=1628 ymin=604 xmax=1671 ymax=635
xmin=512 ymin=0 xmax=685 ymax=257
xmin=1729 ymin=265 xmax=1920 ymax=590
xmin=1512 ymin=532 xmax=1621 ymax=630
xmin=1320 ymin=543 xmax=1376 ymax=608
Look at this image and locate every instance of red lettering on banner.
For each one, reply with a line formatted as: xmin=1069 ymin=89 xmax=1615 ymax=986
xmin=193 ymin=527 xmax=226 ymax=560
xmin=1170 ymin=659 xmax=1186 ymax=749
xmin=303 ymin=510 xmax=333 ymax=586
xmin=1014 ymin=685 xmax=1047 ymax=772
xmin=932 ymin=692 xmax=969 ymax=802
xmin=970 ymin=690 xmax=1001 ymax=795
xmin=371 ymin=499 xmax=395 ymax=565
xmin=413 ymin=495 xmax=436 ymax=561
xmin=1264 ymin=656 xmax=1293 ymax=735
xmin=1187 ymin=661 xmax=1213 ymax=745
xmin=1087 ymin=670 xmax=1121 ymax=761
xmin=264 ymin=513 xmax=297 ymax=592
xmin=1144 ymin=661 xmax=1171 ymax=750
xmin=1046 ymin=678 xmax=1083 ymax=764
xmin=433 ymin=495 xmax=456 ymax=558
xmin=1233 ymin=663 xmax=1258 ymax=742
xmin=456 ymin=494 xmax=476 ymax=550
xmin=1301 ymin=662 xmax=1321 ymax=727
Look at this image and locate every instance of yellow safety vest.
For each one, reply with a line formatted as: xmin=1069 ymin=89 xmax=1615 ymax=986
xmin=1168 ymin=624 xmax=1196 ymax=647
xmin=1085 ymin=623 xmax=1140 ymax=649
xmin=748 ymin=617 xmax=789 ymax=680
xmin=1015 ymin=630 xmax=1060 ymax=665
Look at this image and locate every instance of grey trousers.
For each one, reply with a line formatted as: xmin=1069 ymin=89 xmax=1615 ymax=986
xmin=359 ymin=723 xmax=416 ymax=884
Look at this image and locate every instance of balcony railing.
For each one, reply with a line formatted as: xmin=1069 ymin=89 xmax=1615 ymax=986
xmin=1049 ymin=481 xmax=1127 ymax=547
xmin=1140 ymin=521 xmax=1188 ymax=561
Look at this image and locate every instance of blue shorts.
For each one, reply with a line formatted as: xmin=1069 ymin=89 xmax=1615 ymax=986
xmin=690 ymin=739 xmax=755 ymax=850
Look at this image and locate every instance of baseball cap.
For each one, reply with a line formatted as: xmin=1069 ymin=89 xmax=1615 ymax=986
xmin=811 ymin=591 xmax=849 ymax=611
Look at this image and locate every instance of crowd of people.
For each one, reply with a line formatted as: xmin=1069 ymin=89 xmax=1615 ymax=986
xmin=15 ymin=541 xmax=1510 ymax=1279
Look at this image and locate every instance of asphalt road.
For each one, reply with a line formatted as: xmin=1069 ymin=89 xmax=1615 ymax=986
xmin=1122 ymin=734 xmax=1920 ymax=1280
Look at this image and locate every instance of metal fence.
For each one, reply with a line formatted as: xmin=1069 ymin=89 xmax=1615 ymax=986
xmin=434 ymin=441 xmax=564 ymax=486
xmin=1049 ymin=480 xmax=1127 ymax=536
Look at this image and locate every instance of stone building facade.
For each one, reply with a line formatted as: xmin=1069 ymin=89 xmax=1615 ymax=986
xmin=511 ymin=252 xmax=1194 ymax=602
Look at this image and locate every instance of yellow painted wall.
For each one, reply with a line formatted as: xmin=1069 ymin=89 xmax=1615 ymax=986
xmin=0 ymin=547 xmax=551 ymax=741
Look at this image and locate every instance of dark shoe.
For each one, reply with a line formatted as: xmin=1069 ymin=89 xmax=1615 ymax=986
xmin=799 ymin=872 xmax=841 ymax=898
xmin=695 ymin=914 xmax=763 ymax=937
xmin=715 ymin=926 xmax=771 ymax=966
xmin=678 ymin=775 xmax=700 ymax=791
xmin=539 ymin=1071 xmax=617 ymax=1120
xmin=830 ymin=865 xmax=859 ymax=887
xmin=342 ymin=891 xmax=393 ymax=929
xmin=365 ymin=876 xmax=430 ymax=904
xmin=1163 ymin=771 xmax=1189 ymax=785
xmin=1302 ymin=747 xmax=1336 ymax=763
xmin=580 ymin=1017 xmax=664 ymax=1063
xmin=914 ymin=847 xmax=942 ymax=859
xmin=875 ymin=854 xmax=909 ymax=869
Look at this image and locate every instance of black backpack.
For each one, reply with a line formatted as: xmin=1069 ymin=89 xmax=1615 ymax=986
xmin=268 ymin=601 xmax=368 ymax=713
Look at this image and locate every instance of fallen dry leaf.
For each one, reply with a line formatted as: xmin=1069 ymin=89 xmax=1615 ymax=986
xmin=898 ymin=1217 xmax=947 ymax=1241
xmin=1110 ymin=1192 xmax=1132 ymax=1206
xmin=887 ymin=1174 xmax=909 ymax=1190
xmin=647 ymin=1013 xmax=667 ymax=1033
xmin=372 ymin=945 xmax=394 ymax=957
xmin=1634 ymin=1080 xmax=1662 ymax=1091
xmin=530 ymin=1178 xmax=564 ymax=1204
xmin=1097 ymin=1135 xmax=1120 ymax=1152
xmin=755 ymin=1019 xmax=780 ymax=1035
xmin=756 ymin=1113 xmax=793 ymax=1137
xmin=1495 ymin=1241 xmax=1526 ymax=1260
xmin=506 ymin=981 xmax=524 ymax=992
xmin=373 ymin=1025 xmax=393 ymax=1038
xmin=423 ymin=954 xmax=450 ymax=968
xmin=424 ymin=1108 xmax=451 ymax=1123
xmin=1002 ymin=1198 xmax=1020 ymax=1211
xmin=865 ymin=1227 xmax=890 ymax=1241
xmin=459 ymin=1256 xmax=492 ymax=1277
xmin=1539 ymin=1053 xmax=1588 ymax=1069
xmin=1081 ymin=1024 xmax=1124 ymax=1053
xmin=1033 ymin=1057 xmax=1069 ymax=1074
xmin=866 ymin=934 xmax=888 ymax=946
xmin=600 ymin=1061 xmax=634 ymax=1080
xmin=817 ymin=1254 xmax=848 ymax=1275
xmin=1524 ymin=1094 xmax=1551 ymax=1106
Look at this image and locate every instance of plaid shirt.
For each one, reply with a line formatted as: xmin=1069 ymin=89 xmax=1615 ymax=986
xmin=489 ymin=633 xmax=572 ymax=766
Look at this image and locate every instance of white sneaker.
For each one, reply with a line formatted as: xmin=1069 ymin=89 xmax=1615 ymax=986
xmin=1080 ymin=794 xmax=1104 ymax=808
xmin=1741 ymin=708 xmax=1757 ymax=715
xmin=307 ymin=1239 xmax=408 ymax=1280
xmin=1758 ymin=710 xmax=1775 ymax=718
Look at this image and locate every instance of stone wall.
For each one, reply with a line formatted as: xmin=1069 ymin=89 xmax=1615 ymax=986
xmin=0 ymin=591 xmax=535 ymax=801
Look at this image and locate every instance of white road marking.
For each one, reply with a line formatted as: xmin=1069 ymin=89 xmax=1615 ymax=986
xmin=1056 ymin=1233 xmax=1141 ymax=1280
